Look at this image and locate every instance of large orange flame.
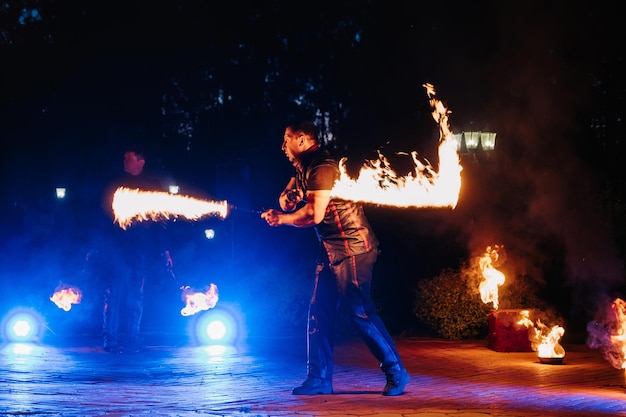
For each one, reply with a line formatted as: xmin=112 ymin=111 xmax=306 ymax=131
xmin=330 ymin=83 xmax=462 ymax=208
xmin=478 ymin=245 xmax=505 ymax=309
xmin=112 ymin=187 xmax=228 ymax=229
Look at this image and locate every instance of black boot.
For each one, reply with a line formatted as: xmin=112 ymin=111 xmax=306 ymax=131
xmin=292 ymin=377 xmax=333 ymax=395
xmin=382 ymin=365 xmax=410 ymax=396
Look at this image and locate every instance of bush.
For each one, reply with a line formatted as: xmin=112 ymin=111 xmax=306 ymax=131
xmin=413 ymin=267 xmax=491 ymax=340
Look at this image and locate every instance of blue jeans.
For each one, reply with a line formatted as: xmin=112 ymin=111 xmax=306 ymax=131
xmin=306 ymin=249 xmax=404 ymax=380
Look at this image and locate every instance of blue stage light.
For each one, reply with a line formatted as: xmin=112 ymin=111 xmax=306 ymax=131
xmin=1 ymin=308 xmax=46 ymax=343
xmin=205 ymin=319 xmax=227 ymax=341
xmin=192 ymin=304 xmax=244 ymax=346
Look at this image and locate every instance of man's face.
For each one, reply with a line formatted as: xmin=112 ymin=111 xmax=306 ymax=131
xmin=281 ymin=128 xmax=301 ymax=168
xmin=123 ymin=151 xmax=145 ymax=176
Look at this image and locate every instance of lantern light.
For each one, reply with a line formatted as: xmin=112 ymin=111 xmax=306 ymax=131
xmin=481 ymin=132 xmax=497 ymax=151
xmin=465 ymin=131 xmax=481 ymax=150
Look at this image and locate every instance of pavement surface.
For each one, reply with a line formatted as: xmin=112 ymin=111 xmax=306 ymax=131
xmin=1 ymin=332 xmax=625 ymax=417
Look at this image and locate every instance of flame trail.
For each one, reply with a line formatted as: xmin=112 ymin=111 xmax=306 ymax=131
xmin=331 ymin=83 xmax=462 ymax=208
xmin=112 ymin=187 xmax=229 ymax=230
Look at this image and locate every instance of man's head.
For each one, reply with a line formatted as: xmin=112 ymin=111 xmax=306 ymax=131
xmin=123 ymin=146 xmax=146 ymax=176
xmin=282 ymin=121 xmax=318 ymax=167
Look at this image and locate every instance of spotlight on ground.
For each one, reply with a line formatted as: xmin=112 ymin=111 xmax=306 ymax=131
xmin=1 ymin=308 xmax=46 ymax=343
xmin=192 ymin=304 xmax=244 ymax=346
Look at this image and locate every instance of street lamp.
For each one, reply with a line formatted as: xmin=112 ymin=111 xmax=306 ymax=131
xmin=458 ymin=130 xmax=497 ymax=160
xmin=465 ymin=131 xmax=481 ymax=151
xmin=481 ymin=132 xmax=496 ymax=151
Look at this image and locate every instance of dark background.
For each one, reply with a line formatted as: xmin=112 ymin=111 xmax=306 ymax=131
xmin=1 ymin=0 xmax=625 ymax=342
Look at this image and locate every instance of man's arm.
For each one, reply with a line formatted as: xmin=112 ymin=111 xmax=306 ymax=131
xmin=262 ymin=189 xmax=330 ymax=228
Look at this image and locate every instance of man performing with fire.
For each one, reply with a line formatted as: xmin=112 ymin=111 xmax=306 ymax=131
xmin=94 ymin=145 xmax=173 ymax=354
xmin=261 ymin=121 xmax=409 ymax=396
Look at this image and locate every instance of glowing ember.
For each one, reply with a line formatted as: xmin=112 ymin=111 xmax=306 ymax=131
xmin=519 ymin=311 xmax=565 ymax=359
xmin=180 ymin=284 xmax=219 ymax=316
xmin=587 ymin=297 xmax=626 ymax=369
xmin=50 ymin=285 xmax=82 ymax=311
xmin=478 ymin=245 xmax=505 ymax=310
xmin=331 ymin=83 xmax=462 ymax=208
xmin=112 ymin=187 xmax=229 ymax=230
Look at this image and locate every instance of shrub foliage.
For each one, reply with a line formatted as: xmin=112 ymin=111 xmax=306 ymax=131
xmin=413 ymin=267 xmax=491 ymax=340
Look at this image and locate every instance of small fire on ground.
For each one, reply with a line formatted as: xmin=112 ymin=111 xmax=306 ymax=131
xmin=518 ymin=310 xmax=566 ymax=360
xmin=478 ymin=245 xmax=565 ymax=359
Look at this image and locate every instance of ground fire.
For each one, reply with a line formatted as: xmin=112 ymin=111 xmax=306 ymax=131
xmin=480 ymin=246 xmax=565 ymax=358
xmin=478 ymin=245 xmax=505 ymax=310
xmin=518 ymin=310 xmax=565 ymax=361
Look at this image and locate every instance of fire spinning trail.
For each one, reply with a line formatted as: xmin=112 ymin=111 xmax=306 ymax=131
xmin=112 ymin=187 xmax=228 ymax=230
xmin=111 ymin=83 xmax=462 ymax=230
xmin=330 ymin=83 xmax=462 ymax=208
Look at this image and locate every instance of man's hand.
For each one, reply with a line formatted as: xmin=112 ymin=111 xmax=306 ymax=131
xmin=279 ymin=188 xmax=302 ymax=212
xmin=261 ymin=209 xmax=282 ymax=227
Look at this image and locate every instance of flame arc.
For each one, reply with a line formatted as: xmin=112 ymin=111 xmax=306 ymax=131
xmin=330 ymin=83 xmax=462 ymax=209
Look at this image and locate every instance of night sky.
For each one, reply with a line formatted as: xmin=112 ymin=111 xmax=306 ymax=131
xmin=1 ymin=1 xmax=624 ymax=341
